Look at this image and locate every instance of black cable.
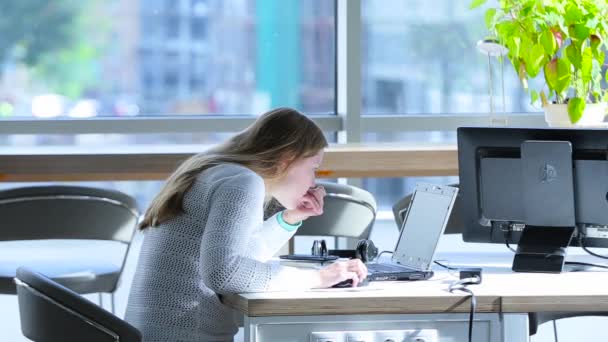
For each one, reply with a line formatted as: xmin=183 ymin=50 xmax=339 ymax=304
xmin=553 ymin=319 xmax=559 ymax=342
xmin=505 ymin=239 xmax=517 ymax=253
xmin=502 ymin=227 xmax=517 ymax=253
xmin=375 ymin=250 xmax=393 ymax=262
xmin=578 ymin=233 xmax=608 ymax=260
xmin=461 ymin=287 xmax=476 ymax=342
xmin=564 ymin=261 xmax=608 ymax=270
xmin=434 ymin=260 xmax=459 ymax=270
xmin=502 ymin=233 xmax=608 ymax=270
xmin=448 ymin=278 xmax=479 ymax=342
xmin=504 ymin=232 xmax=608 ymax=270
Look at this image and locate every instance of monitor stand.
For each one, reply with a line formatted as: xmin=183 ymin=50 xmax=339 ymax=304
xmin=512 ymin=140 xmax=576 ymax=273
xmin=512 ymin=226 xmax=574 ymax=273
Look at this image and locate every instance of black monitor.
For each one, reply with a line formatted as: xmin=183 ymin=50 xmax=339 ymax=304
xmin=457 ymin=127 xmax=608 ymax=273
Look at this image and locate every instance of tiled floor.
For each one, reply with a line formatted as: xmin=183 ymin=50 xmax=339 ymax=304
xmin=1 ymin=221 xmax=607 ymax=341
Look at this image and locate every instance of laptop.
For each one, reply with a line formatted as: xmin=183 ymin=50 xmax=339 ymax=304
xmin=367 ymin=183 xmax=459 ymax=281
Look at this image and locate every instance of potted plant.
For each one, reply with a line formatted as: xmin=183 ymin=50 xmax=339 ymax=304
xmin=470 ymin=0 xmax=608 ymax=126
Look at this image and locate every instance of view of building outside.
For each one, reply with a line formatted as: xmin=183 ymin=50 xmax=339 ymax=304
xmin=362 ymin=0 xmax=539 ymax=115
xmin=0 ymin=0 xmax=539 ymax=211
xmin=0 ymin=0 xmax=335 ymax=118
xmin=360 ymin=0 xmax=541 ymax=208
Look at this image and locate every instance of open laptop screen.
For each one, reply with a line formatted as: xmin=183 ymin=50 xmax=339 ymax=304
xmin=392 ymin=183 xmax=458 ymax=270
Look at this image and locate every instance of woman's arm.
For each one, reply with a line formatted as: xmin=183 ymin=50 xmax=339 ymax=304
xmin=246 ymin=211 xmax=299 ymax=262
xmin=198 ymin=173 xmax=318 ymax=294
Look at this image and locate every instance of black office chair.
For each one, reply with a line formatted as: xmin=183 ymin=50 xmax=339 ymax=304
xmin=15 ymin=267 xmax=142 ymax=342
xmin=0 ymin=185 xmax=139 ymax=313
xmin=392 ymin=183 xmax=463 ymax=234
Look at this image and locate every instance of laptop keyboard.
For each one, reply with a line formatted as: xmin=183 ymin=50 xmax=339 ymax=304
xmin=367 ymin=263 xmax=412 ymax=273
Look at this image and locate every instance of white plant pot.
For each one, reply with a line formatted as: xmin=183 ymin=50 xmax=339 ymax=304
xmin=544 ymin=102 xmax=608 ymax=127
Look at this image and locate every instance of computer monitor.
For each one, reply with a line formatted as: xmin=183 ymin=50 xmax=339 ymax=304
xmin=457 ymin=127 xmax=608 ymax=273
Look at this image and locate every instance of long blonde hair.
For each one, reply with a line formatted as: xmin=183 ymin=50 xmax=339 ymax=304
xmin=140 ymin=107 xmax=328 ymax=229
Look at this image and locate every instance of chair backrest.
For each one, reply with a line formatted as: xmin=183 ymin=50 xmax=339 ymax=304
xmin=528 ymin=311 xmax=607 ymax=336
xmin=392 ymin=183 xmax=463 ymax=234
xmin=296 ymin=182 xmax=377 ymax=239
xmin=0 ymin=185 xmax=139 ymax=243
xmin=15 ymin=267 xmax=141 ymax=342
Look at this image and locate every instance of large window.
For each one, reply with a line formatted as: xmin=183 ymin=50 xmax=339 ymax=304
xmin=362 ymin=131 xmax=457 ymax=212
xmin=0 ymin=0 xmax=336 ymax=119
xmin=361 ymin=0 xmax=541 ymax=115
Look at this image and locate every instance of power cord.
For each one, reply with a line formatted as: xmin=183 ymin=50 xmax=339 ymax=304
xmin=504 ymin=239 xmax=517 ymax=253
xmin=376 ymin=250 xmax=393 ymax=262
xmin=553 ymin=319 xmax=559 ymax=342
xmin=502 ymin=228 xmax=517 ymax=253
xmin=564 ymin=261 xmax=608 ymax=271
xmin=448 ymin=269 xmax=482 ymax=342
xmin=502 ymin=230 xmax=608 ymax=270
xmin=434 ymin=260 xmax=459 ymax=271
xmin=578 ymin=232 xmax=608 ymax=260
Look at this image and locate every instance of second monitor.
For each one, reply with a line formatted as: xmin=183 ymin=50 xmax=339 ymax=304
xmin=457 ymin=127 xmax=608 ymax=273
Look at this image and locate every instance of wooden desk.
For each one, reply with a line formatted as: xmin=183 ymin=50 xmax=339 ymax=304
xmin=0 ymin=143 xmax=458 ymax=182
xmin=223 ymin=265 xmax=608 ymax=341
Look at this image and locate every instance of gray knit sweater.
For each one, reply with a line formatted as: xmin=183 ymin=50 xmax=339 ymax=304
xmin=125 ymin=163 xmax=318 ymax=341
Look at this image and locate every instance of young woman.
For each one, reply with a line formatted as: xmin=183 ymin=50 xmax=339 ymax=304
xmin=125 ymin=108 xmax=367 ymax=341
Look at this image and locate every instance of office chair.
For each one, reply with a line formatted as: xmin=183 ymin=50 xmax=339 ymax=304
xmin=528 ymin=312 xmax=608 ymax=336
xmin=15 ymin=267 xmax=142 ymax=342
xmin=392 ymin=183 xmax=463 ymax=234
xmin=299 ymin=181 xmax=377 ymax=237
xmin=0 ymin=185 xmax=139 ymax=313
xmin=265 ymin=182 xmax=377 ymax=252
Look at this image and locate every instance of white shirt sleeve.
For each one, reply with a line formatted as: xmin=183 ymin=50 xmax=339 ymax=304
xmin=247 ymin=212 xmax=299 ymax=262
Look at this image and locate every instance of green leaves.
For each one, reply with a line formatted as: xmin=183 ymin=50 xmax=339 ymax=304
xmin=470 ymin=0 xmax=488 ymax=10
xmin=590 ymin=35 xmax=602 ymax=54
xmin=507 ymin=36 xmax=521 ymax=59
xmin=564 ymin=3 xmax=583 ymax=25
xmin=485 ymin=8 xmax=497 ymax=30
xmin=544 ymin=58 xmax=572 ymax=96
xmin=566 ymin=44 xmax=581 ymax=69
xmin=568 ymin=97 xmax=586 ymax=124
xmin=545 ymin=12 xmax=563 ymax=28
xmin=471 ymin=0 xmax=608 ymax=121
xmin=571 ymin=23 xmax=591 ymax=41
xmin=581 ymin=47 xmax=593 ymax=84
xmin=586 ymin=17 xmax=599 ymax=30
xmin=496 ymin=22 xmax=517 ymax=42
xmin=530 ymin=89 xmax=539 ymax=105
xmin=539 ymin=30 xmax=558 ymax=56
xmin=520 ymin=34 xmax=533 ymax=58
xmin=526 ymin=44 xmax=546 ymax=77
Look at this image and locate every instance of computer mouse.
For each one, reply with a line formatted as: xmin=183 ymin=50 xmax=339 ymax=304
xmin=331 ymin=278 xmax=370 ymax=288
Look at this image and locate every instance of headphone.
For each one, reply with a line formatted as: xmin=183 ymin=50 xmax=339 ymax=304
xmin=355 ymin=239 xmax=378 ymax=263
xmin=309 ymin=238 xmax=378 ymax=263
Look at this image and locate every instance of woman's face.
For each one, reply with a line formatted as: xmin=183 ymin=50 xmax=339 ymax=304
xmin=272 ymin=150 xmax=324 ymax=209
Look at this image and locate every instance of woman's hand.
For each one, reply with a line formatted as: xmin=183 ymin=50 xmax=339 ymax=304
xmin=315 ymin=259 xmax=368 ymax=288
xmin=282 ymin=186 xmax=326 ymax=224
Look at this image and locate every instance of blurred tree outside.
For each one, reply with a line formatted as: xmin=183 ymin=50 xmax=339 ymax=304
xmin=0 ymin=0 xmax=110 ymax=99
